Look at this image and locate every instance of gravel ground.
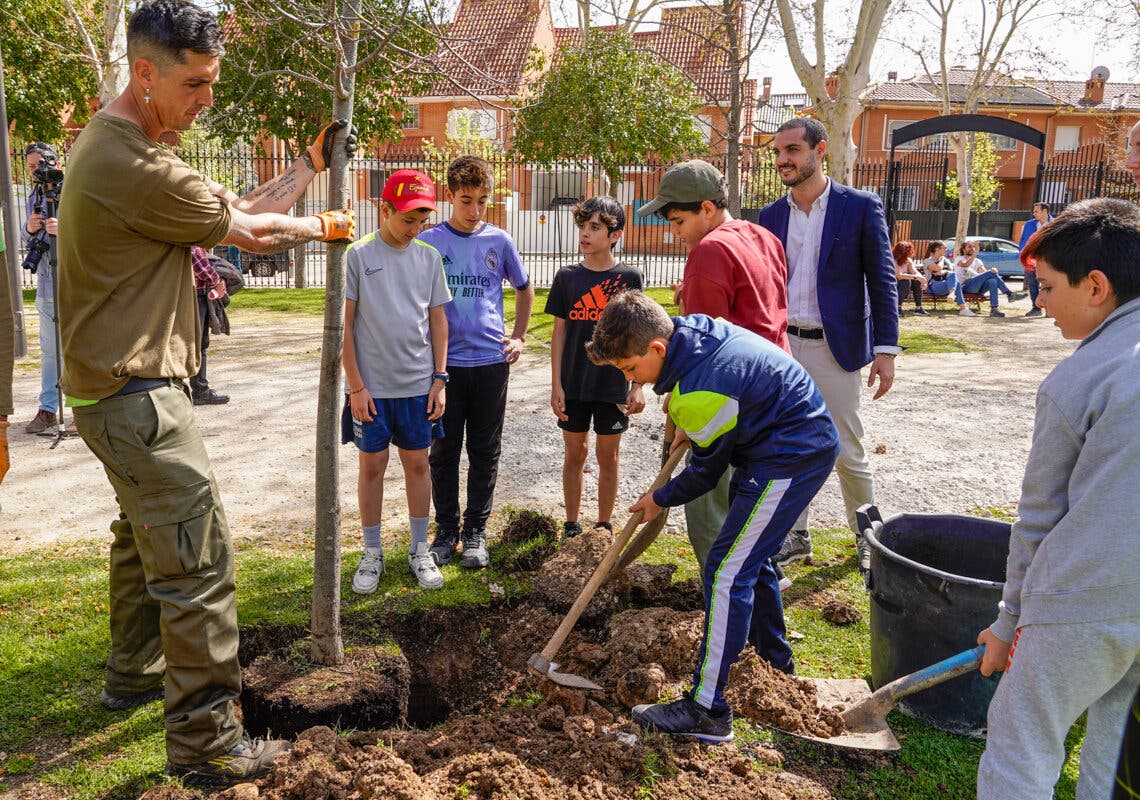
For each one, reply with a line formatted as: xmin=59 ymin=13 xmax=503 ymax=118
xmin=2 ymin=298 xmax=1075 ymax=552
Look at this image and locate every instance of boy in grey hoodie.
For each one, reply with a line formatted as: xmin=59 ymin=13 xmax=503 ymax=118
xmin=976 ymin=198 xmax=1140 ymax=800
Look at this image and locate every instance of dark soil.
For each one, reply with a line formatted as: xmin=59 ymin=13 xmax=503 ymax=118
xmin=500 ymin=508 xmax=559 ymax=543
xmin=820 ymin=598 xmax=862 ymax=626
xmin=727 ymin=652 xmax=847 ymax=739
xmin=230 ymin=540 xmax=850 ymax=799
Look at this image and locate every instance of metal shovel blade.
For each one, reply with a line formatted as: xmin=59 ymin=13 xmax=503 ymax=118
xmin=767 ymin=678 xmax=901 ymax=751
xmin=526 ymin=653 xmax=603 ymax=691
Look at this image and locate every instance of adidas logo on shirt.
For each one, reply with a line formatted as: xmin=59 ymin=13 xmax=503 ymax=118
xmin=570 ymin=278 xmax=628 ymax=321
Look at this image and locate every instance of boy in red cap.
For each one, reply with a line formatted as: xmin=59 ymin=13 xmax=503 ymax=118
xmin=342 ymin=169 xmax=453 ymax=593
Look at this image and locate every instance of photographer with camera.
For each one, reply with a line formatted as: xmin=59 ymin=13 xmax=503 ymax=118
xmin=21 ymin=142 xmax=68 ymax=435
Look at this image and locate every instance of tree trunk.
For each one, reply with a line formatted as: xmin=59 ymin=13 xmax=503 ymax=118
xmin=310 ymin=0 xmax=360 ymax=667
xmin=100 ymin=0 xmax=129 ymax=107
xmin=294 ymin=194 xmax=308 ymax=289
xmin=722 ymin=0 xmax=743 ymax=217
xmin=953 ymin=132 xmax=972 ymax=244
xmin=817 ymin=97 xmax=860 ymax=185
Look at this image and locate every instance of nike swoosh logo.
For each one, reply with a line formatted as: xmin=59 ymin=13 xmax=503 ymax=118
xmin=365 ymin=267 xmax=383 ymax=275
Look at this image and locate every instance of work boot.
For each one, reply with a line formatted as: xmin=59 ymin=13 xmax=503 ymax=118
xmin=166 ymin=736 xmax=291 ymax=788
xmin=192 ymin=388 xmax=230 ymax=405
xmin=101 ymin=686 xmax=163 ymax=711
xmin=429 ymin=527 xmax=460 ymax=566
xmin=774 ymin=530 xmax=812 ymax=566
xmin=351 ymin=547 xmax=384 ymax=595
xmin=460 ymin=527 xmax=489 ymax=569
xmin=25 ymin=409 xmax=56 ymax=434
xmin=632 ymin=692 xmax=734 ymax=743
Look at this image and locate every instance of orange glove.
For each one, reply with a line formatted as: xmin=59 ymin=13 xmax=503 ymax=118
xmin=306 ymin=119 xmax=358 ymax=173
xmin=316 ymin=209 xmax=355 ymax=243
xmin=0 ymin=420 xmax=10 ymax=486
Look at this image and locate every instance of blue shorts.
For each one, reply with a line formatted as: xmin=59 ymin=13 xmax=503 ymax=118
xmin=340 ymin=394 xmax=444 ymax=453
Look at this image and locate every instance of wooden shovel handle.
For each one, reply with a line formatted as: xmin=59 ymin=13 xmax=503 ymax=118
xmin=538 ymin=441 xmax=690 ymax=664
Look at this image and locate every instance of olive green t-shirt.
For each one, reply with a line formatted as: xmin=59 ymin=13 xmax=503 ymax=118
xmin=58 ymin=112 xmax=232 ymax=399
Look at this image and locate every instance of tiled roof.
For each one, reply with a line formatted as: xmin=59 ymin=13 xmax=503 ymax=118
xmin=863 ymin=68 xmax=1140 ymax=111
xmin=425 ymin=0 xmax=546 ymax=96
xmin=551 ymin=7 xmax=743 ymax=104
xmin=755 ymin=92 xmax=812 ymax=132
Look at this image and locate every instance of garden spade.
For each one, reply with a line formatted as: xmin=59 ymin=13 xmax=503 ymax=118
xmin=773 ymin=646 xmax=986 ymax=751
xmin=527 ymin=442 xmax=690 ymax=691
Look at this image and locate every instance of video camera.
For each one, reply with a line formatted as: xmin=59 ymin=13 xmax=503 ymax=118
xmin=22 ymin=148 xmax=64 ymax=274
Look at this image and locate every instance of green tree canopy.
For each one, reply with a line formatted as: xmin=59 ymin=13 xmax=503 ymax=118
xmin=0 ymin=0 xmax=99 ymax=142
xmin=512 ymin=30 xmax=704 ymax=192
xmin=208 ymin=0 xmax=437 ymax=154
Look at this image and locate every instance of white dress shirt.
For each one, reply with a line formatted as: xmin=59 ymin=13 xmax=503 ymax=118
xmin=785 ymin=179 xmax=830 ymax=329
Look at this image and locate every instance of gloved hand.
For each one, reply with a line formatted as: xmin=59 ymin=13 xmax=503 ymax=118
xmin=306 ymin=119 xmax=358 ymax=173
xmin=316 ymin=209 xmax=355 ymax=243
xmin=0 ymin=420 xmax=10 ymax=485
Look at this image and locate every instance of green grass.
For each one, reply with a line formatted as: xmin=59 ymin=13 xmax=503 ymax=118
xmin=1 ymin=528 xmax=1083 ymax=799
xmin=899 ymin=328 xmax=981 ymax=354
xmin=228 ymin=286 xmax=680 ymax=350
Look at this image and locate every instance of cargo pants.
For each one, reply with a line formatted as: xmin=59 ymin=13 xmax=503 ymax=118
xmin=73 ymin=382 xmax=243 ymax=765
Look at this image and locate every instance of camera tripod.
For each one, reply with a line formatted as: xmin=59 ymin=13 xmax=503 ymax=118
xmin=34 ymin=183 xmax=77 ymax=448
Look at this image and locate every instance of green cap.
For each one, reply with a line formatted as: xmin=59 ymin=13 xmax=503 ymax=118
xmin=636 ymin=160 xmax=726 ymax=217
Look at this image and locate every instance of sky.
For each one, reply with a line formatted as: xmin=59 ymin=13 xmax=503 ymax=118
xmin=548 ymin=0 xmax=1137 ymax=96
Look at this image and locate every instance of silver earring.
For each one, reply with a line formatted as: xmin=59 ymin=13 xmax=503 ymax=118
xmin=145 ymin=87 xmax=150 ymax=104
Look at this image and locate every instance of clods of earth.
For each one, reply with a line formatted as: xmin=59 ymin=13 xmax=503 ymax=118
xmin=65 ymin=526 xmax=882 ymax=800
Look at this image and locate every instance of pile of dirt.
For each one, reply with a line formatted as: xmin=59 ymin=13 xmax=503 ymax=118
xmin=530 ymin=527 xmax=630 ymax=622
xmin=726 ymin=651 xmax=846 ymax=739
xmin=501 ymin=508 xmax=560 ymax=543
xmin=820 ymin=597 xmax=862 ymax=625
xmin=598 ymin=607 xmax=705 ymax=686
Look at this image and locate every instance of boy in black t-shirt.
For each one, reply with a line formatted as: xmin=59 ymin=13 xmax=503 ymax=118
xmin=545 ymin=196 xmax=644 ymax=537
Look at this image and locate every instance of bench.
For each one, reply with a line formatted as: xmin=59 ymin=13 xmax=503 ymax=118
xmin=907 ymin=292 xmax=989 ymax=311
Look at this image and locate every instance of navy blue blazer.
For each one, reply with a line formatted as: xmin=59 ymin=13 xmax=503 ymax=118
xmin=755 ymin=182 xmax=899 ymax=372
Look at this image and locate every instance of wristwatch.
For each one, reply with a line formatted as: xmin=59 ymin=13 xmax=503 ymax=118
xmin=432 ymin=371 xmax=450 ymax=384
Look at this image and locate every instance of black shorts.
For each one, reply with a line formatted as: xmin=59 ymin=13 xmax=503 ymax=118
xmin=558 ymin=399 xmax=629 ymax=435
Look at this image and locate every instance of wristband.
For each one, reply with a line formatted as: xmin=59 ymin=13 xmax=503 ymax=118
xmin=432 ymin=372 xmax=449 ymax=384
xmin=349 ymin=386 xmax=367 ymax=395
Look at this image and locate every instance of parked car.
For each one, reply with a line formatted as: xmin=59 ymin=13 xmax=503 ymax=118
xmin=941 ymin=236 xmax=1024 ymax=278
xmin=212 ymin=245 xmax=292 ymax=278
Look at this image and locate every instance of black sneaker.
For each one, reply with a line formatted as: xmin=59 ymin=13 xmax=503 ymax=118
xmin=167 ymin=736 xmax=291 ymax=787
xmin=429 ymin=527 xmax=460 ymax=566
xmin=460 ymin=527 xmax=489 ymax=569
xmin=913 ymin=308 xmax=930 ymax=316
xmin=563 ymin=521 xmax=582 ymax=539
xmin=897 ymin=308 xmax=907 ymax=318
xmin=990 ymin=308 xmax=1006 ymax=317
xmin=101 ymin=686 xmax=163 ymax=711
xmin=631 ymin=693 xmax=734 ymax=743
xmin=773 ymin=530 xmax=812 ymax=566
xmin=593 ymin=521 xmax=613 ymax=533
xmin=1007 ymin=291 xmax=1028 ymax=303
xmin=1025 ymin=307 xmax=1043 ymax=317
xmin=192 ymin=389 xmax=230 ymax=406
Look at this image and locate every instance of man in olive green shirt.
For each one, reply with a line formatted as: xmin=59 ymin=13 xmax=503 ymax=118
xmin=57 ymin=0 xmax=354 ymax=786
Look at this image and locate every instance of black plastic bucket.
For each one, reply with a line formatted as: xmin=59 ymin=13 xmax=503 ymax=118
xmin=857 ymin=505 xmax=1009 ymax=737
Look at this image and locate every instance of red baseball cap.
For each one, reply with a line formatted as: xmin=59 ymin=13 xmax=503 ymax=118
xmin=381 ymin=169 xmax=438 ymax=212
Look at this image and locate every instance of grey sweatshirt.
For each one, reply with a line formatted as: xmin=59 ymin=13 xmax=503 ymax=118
xmin=990 ymin=296 xmax=1140 ymax=643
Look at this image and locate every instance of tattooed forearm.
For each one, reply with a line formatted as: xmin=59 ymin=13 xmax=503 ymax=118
xmin=224 ymin=213 xmax=322 ymax=253
xmin=235 ymin=157 xmax=317 ymax=215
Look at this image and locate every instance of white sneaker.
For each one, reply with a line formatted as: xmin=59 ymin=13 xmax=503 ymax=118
xmin=959 ymin=306 xmax=977 ymax=317
xmin=408 ymin=542 xmax=444 ymax=590
xmin=352 ymin=547 xmax=385 ymax=595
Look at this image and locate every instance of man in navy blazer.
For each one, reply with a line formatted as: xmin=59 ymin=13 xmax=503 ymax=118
xmin=756 ymin=118 xmax=899 ymax=573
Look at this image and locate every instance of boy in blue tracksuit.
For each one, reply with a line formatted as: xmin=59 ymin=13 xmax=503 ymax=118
xmin=586 ymin=290 xmax=839 ymax=742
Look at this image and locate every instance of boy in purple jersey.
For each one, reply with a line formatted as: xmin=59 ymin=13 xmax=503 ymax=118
xmin=418 ymin=156 xmax=535 ymax=568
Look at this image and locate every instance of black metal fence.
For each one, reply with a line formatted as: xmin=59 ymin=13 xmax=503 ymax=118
xmin=10 ymin=137 xmax=1140 ymax=290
